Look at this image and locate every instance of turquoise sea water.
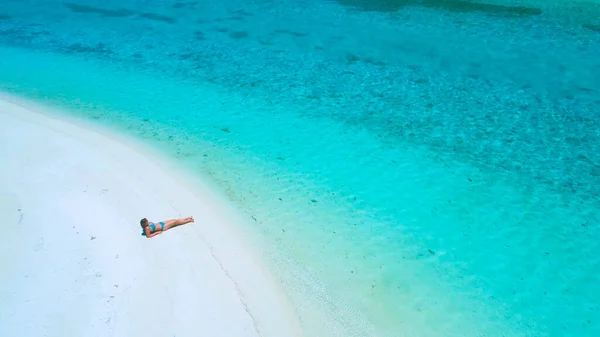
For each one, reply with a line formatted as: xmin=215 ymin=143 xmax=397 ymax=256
xmin=1 ymin=0 xmax=599 ymax=336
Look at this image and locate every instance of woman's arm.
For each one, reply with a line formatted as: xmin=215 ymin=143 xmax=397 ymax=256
xmin=145 ymin=228 xmax=162 ymax=238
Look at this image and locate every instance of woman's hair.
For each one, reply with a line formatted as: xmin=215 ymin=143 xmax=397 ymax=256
xmin=140 ymin=218 xmax=148 ymax=228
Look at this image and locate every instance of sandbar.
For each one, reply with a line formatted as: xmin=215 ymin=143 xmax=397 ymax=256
xmin=0 ymin=94 xmax=301 ymax=337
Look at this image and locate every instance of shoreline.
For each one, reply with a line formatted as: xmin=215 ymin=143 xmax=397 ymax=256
xmin=2 ymin=36 xmax=596 ymax=335
xmin=0 ymin=93 xmax=302 ymax=337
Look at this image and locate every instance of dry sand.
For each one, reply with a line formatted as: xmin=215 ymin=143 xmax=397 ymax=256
xmin=0 ymin=94 xmax=301 ymax=337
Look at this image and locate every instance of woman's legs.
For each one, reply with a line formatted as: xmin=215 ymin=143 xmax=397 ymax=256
xmin=163 ymin=216 xmax=194 ymax=231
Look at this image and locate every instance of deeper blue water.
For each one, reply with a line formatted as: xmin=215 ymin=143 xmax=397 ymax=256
xmin=1 ymin=0 xmax=599 ymax=336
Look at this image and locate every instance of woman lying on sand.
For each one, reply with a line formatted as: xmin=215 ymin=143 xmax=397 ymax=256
xmin=140 ymin=216 xmax=194 ymax=238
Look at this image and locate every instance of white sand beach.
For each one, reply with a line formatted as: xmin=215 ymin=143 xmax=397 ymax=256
xmin=0 ymin=94 xmax=301 ymax=337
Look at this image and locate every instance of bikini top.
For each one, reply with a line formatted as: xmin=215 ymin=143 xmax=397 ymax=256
xmin=141 ymin=222 xmax=157 ymax=236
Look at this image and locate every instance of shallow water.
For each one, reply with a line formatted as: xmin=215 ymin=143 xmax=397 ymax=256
xmin=1 ymin=0 xmax=599 ymax=336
